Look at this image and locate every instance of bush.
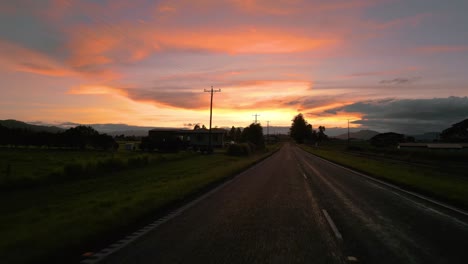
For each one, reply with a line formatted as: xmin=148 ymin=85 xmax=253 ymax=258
xmin=63 ymin=162 xmax=85 ymax=178
xmin=346 ymin=145 xmax=363 ymax=152
xmin=128 ymin=156 xmax=149 ymax=168
xmin=227 ymin=143 xmax=252 ymax=156
xmin=96 ymin=158 xmax=125 ymax=173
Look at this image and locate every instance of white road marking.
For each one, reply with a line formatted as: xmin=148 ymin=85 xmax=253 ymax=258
xmin=322 ymin=209 xmax=343 ymax=241
xmin=303 ymin=173 xmax=308 ymax=179
xmin=80 ymin=150 xmax=279 ymax=264
xmin=347 ymin=256 xmax=359 ymax=262
xmin=306 ymin=151 xmax=468 ymax=221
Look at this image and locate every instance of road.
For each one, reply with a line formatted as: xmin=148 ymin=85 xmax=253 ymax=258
xmin=93 ymin=143 xmax=468 ymax=264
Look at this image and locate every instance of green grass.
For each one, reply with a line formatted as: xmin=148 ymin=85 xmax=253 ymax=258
xmin=0 ymin=147 xmax=195 ymax=187
xmin=300 ymin=145 xmax=468 ymax=210
xmin=0 ymin=144 xmax=281 ymax=264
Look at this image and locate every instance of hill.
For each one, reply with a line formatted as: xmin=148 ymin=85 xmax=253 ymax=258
xmin=0 ymin=119 xmax=64 ymax=133
xmin=333 ymin=130 xmax=379 ymax=140
xmin=411 ymin=132 xmax=440 ymax=142
xmin=440 ymin=118 xmax=468 ymax=142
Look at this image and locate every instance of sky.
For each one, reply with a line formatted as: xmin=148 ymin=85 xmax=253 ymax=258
xmin=1 ymin=0 xmax=468 ymax=134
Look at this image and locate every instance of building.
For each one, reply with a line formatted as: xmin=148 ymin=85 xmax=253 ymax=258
xmin=148 ymin=128 xmax=226 ymax=151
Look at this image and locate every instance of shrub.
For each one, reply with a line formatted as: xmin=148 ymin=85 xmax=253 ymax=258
xmin=346 ymin=145 xmax=363 ymax=152
xmin=241 ymin=143 xmax=252 ymax=155
xmin=128 ymin=156 xmax=149 ymax=168
xmin=63 ymin=163 xmax=85 ymax=179
xmin=227 ymin=143 xmax=252 ymax=156
xmin=227 ymin=143 xmax=242 ymax=156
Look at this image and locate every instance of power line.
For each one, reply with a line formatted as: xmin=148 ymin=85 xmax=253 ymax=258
xmin=253 ymin=114 xmax=260 ymax=124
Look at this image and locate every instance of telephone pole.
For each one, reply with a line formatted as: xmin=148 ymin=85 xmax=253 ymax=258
xmin=204 ymin=86 xmax=221 ymax=153
xmin=347 ymin=119 xmax=350 ymax=144
xmin=267 ymin=121 xmax=270 ymax=144
xmin=253 ymin=114 xmax=260 ymax=124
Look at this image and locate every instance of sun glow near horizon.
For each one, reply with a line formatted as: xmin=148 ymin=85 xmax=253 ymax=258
xmin=1 ymin=1 xmax=468 ymax=133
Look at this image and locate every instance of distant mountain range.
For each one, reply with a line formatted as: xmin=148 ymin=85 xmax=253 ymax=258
xmin=0 ymin=119 xmax=448 ymax=140
xmin=333 ymin=130 xmax=380 ymax=140
xmin=0 ymin=119 xmax=64 ymax=133
xmin=410 ymin=132 xmax=440 ymax=142
xmin=332 ymin=129 xmax=442 ymax=142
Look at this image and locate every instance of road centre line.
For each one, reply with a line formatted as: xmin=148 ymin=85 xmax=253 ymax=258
xmin=322 ymin=209 xmax=343 ymax=241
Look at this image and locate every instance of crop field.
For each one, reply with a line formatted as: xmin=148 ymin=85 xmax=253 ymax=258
xmin=300 ymin=144 xmax=468 ymax=210
xmin=0 ymin=144 xmax=281 ymax=264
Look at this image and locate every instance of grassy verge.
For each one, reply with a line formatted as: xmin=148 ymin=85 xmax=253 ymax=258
xmin=0 ymin=147 xmax=189 ymax=188
xmin=0 ymin=144 xmax=281 ymax=264
xmin=300 ymin=145 xmax=468 ymax=210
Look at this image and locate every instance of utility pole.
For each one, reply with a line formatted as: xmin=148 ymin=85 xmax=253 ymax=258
xmin=347 ymin=119 xmax=350 ymax=144
xmin=204 ymin=86 xmax=221 ymax=153
xmin=253 ymin=114 xmax=260 ymax=124
xmin=267 ymin=121 xmax=270 ymax=144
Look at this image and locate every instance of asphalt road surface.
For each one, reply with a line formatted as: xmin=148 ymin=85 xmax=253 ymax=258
xmin=98 ymin=143 xmax=468 ymax=264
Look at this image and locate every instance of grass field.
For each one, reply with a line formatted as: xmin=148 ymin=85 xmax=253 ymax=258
xmin=300 ymin=144 xmax=468 ymax=210
xmin=0 ymin=144 xmax=280 ymax=264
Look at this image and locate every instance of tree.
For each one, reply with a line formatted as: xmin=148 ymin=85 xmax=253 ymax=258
xmin=241 ymin=123 xmax=265 ymax=149
xmin=193 ymin=124 xmax=200 ymax=130
xmin=235 ymin=127 xmax=242 ymax=142
xmin=290 ymin=113 xmax=310 ymax=143
xmin=370 ymin=132 xmax=405 ymax=148
xmin=62 ymin=125 xmax=99 ymax=149
xmin=228 ymin=126 xmax=236 ymax=141
xmin=318 ymin=126 xmax=328 ymax=142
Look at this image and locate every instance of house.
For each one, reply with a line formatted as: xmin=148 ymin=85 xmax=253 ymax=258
xmin=148 ymin=128 xmax=226 ymax=151
xmin=181 ymin=128 xmax=226 ymax=150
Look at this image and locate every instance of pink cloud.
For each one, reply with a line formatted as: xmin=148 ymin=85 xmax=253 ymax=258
xmin=231 ymin=0 xmax=376 ymax=15
xmin=416 ymin=45 xmax=468 ymax=54
xmin=0 ymin=39 xmax=74 ymax=77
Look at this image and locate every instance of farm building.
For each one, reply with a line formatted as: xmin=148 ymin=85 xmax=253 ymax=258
xmin=147 ymin=128 xmax=226 ymax=151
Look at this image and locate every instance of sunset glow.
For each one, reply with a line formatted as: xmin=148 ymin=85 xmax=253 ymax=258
xmin=1 ymin=0 xmax=467 ymax=133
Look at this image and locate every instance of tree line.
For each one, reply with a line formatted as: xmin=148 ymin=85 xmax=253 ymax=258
xmin=290 ymin=113 xmax=328 ymax=144
xmin=0 ymin=125 xmax=118 ymax=150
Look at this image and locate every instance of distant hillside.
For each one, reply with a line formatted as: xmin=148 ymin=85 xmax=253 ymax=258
xmin=440 ymin=118 xmax=468 ymax=142
xmin=333 ymin=130 xmax=380 ymax=140
xmin=411 ymin=132 xmax=440 ymax=142
xmin=0 ymin=119 xmax=64 ymax=133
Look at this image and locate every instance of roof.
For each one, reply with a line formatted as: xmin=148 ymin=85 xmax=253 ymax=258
xmin=182 ymin=128 xmax=226 ymax=134
xmin=427 ymin=144 xmax=462 ymax=149
xmin=398 ymin=143 xmax=466 ymax=149
xmin=149 ymin=128 xmax=183 ymax=132
xmin=398 ymin=143 xmax=427 ymax=147
xmin=149 ymin=128 xmax=226 ymax=134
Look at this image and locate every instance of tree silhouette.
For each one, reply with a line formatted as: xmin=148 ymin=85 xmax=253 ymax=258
xmin=290 ymin=113 xmax=313 ymax=143
xmin=241 ymin=123 xmax=265 ymax=149
xmin=318 ymin=126 xmax=328 ymax=142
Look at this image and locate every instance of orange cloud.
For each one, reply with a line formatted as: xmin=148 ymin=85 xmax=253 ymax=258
xmin=0 ymin=39 xmax=120 ymax=81
xmin=65 ymin=24 xmax=339 ymax=70
xmin=68 ymin=85 xmax=128 ymax=96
